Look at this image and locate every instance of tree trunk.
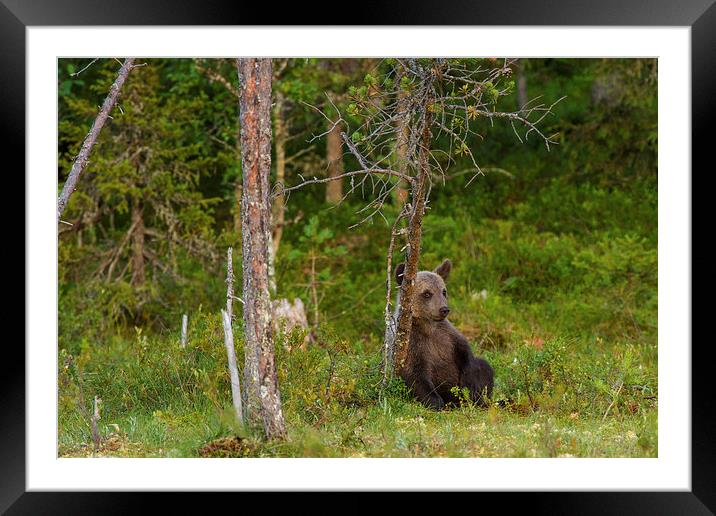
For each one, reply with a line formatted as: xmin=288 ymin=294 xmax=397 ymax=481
xmin=236 ymin=58 xmax=286 ymax=439
xmin=394 ymin=70 xmax=410 ymax=205
xmin=517 ymin=59 xmax=528 ymax=108
xmin=381 ymin=214 xmax=403 ymax=386
xmin=272 ymin=297 xmax=310 ymax=350
xmin=325 ymin=120 xmax=345 ymax=204
xmin=392 ymin=106 xmax=432 ymax=376
xmin=269 ymin=90 xmax=286 ymax=295
xmin=58 ymin=58 xmax=135 ymax=220
xmin=272 ymin=90 xmax=287 ymax=254
xmin=130 ymin=198 xmax=145 ymax=287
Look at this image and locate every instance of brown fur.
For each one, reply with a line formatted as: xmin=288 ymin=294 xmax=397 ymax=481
xmin=396 ymin=259 xmax=494 ymax=410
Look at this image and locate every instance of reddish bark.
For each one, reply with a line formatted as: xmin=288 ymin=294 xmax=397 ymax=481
xmin=392 ymin=106 xmax=432 ymax=375
xmin=394 ymin=69 xmax=410 ymax=205
xmin=236 ymin=58 xmax=286 ymax=439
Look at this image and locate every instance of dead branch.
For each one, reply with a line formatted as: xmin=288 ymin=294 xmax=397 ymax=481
xmin=70 ymin=58 xmax=99 ymax=77
xmin=222 ymin=309 xmax=244 ymax=426
xmin=226 ymin=246 xmax=234 ymax=319
xmin=58 ymin=58 xmax=137 ymax=220
xmin=381 ymin=205 xmax=409 ymax=388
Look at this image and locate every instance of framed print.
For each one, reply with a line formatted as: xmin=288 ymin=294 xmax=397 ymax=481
xmin=5 ymin=0 xmax=711 ymax=511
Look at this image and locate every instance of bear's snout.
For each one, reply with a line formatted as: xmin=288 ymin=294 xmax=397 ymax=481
xmin=439 ymin=307 xmax=450 ymax=318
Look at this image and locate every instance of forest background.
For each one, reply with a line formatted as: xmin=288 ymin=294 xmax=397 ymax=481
xmin=57 ymin=57 xmax=658 ymax=458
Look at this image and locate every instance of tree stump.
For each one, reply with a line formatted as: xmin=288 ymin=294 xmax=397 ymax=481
xmin=272 ymin=297 xmax=311 ymax=350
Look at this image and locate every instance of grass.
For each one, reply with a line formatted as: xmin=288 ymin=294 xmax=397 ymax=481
xmin=58 ymin=182 xmax=657 ymax=458
xmin=58 ymin=286 xmax=657 ymax=458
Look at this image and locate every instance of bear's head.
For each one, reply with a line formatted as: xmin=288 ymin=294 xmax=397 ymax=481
xmin=395 ymin=259 xmax=452 ymax=322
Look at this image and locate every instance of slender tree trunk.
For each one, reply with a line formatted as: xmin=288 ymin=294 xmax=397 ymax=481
xmin=268 ymin=90 xmax=286 ymax=295
xmin=325 ymin=120 xmax=345 ymax=204
xmin=236 ymin=58 xmax=286 ymax=439
xmin=392 ymin=105 xmax=432 ymax=375
xmin=222 ymin=247 xmax=244 ymax=426
xmin=130 ymin=198 xmax=145 ymax=287
xmin=57 ymin=58 xmax=135 ymax=220
xmin=381 ymin=213 xmax=404 ymax=387
xmin=517 ymin=59 xmax=528 ymax=108
xmin=394 ymin=70 xmax=410 ymax=205
xmin=272 ymin=91 xmax=287 ymax=254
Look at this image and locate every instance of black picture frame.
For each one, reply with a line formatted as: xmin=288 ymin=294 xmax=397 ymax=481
xmin=5 ymin=0 xmax=710 ymax=512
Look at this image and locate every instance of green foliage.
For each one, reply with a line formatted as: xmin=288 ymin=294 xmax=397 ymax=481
xmin=449 ymin=385 xmax=472 ymax=407
xmin=400 ymin=75 xmax=413 ymax=91
xmin=58 ymin=58 xmax=657 ymax=458
xmin=58 ymin=59 xmax=230 ymax=327
xmin=58 ymin=308 xmax=656 ymax=458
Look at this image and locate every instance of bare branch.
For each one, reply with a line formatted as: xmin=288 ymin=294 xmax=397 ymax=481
xmin=307 ymin=117 xmax=343 ymax=143
xmin=57 ymin=58 xmax=136 ymax=220
xmin=70 ymin=58 xmax=99 ymax=77
xmin=276 ymin=168 xmax=412 ymax=198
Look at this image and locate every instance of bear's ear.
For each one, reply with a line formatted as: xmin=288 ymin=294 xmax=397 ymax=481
xmin=395 ymin=263 xmax=406 ymax=286
xmin=433 ymin=259 xmax=452 ymax=281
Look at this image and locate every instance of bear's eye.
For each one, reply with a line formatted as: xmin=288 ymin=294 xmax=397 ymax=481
xmin=442 ymin=289 xmax=447 ymax=297
xmin=422 ymin=291 xmax=432 ymax=299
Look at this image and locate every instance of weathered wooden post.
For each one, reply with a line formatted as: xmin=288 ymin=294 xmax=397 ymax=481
xmin=180 ymin=314 xmax=188 ymax=348
xmin=221 ymin=247 xmax=244 ymax=426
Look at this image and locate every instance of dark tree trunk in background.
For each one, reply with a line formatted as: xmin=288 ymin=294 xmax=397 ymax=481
xmin=392 ymin=104 xmax=432 ymax=375
xmin=325 ymin=120 xmax=345 ymax=204
xmin=57 ymin=58 xmax=136 ymax=220
xmin=517 ymin=59 xmax=528 ymax=108
xmin=270 ymin=89 xmax=287 ymax=298
xmin=130 ymin=198 xmax=145 ymax=287
xmin=236 ymin=58 xmax=286 ymax=439
xmin=271 ymin=90 xmax=287 ymax=254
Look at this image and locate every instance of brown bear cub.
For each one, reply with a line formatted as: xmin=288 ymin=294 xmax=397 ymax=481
xmin=395 ymin=259 xmax=494 ymax=410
